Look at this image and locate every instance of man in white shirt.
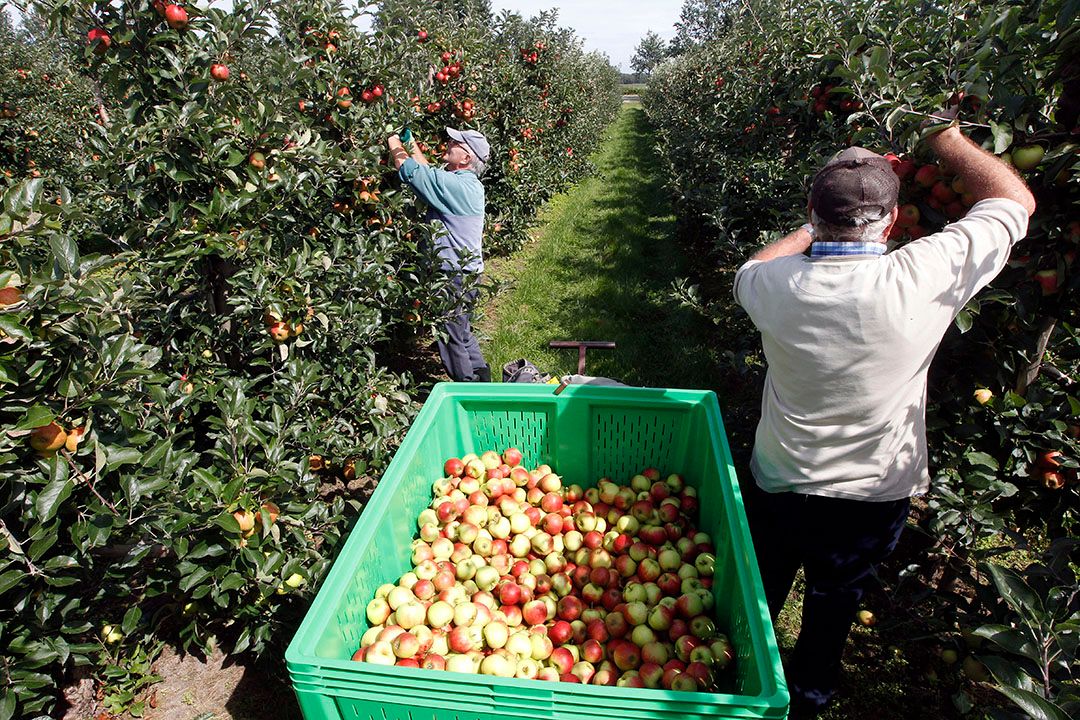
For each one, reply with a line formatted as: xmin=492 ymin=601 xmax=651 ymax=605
xmin=733 ymin=120 xmax=1035 ymax=718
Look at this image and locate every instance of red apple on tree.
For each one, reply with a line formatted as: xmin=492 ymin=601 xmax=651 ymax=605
xmin=210 ymin=63 xmax=230 ymax=82
xmin=87 ymin=28 xmax=111 ymax=53
xmin=30 ymin=422 xmax=67 ymax=455
xmin=914 ymin=164 xmax=939 ymax=187
xmin=1034 ymin=269 xmax=1060 ymax=295
xmin=267 ymin=321 xmax=291 ymax=343
xmin=164 ymin=4 xmax=189 ymax=30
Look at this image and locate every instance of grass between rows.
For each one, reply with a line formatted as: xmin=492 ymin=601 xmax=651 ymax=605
xmin=477 ymin=106 xmax=723 ymax=390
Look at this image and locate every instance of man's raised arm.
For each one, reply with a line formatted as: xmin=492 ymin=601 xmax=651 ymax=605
xmin=924 ymin=126 xmax=1036 ymax=216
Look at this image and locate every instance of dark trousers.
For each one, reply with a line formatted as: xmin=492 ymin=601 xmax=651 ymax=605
xmin=743 ymin=481 xmax=910 ymax=716
xmin=438 ymin=275 xmax=489 ymax=382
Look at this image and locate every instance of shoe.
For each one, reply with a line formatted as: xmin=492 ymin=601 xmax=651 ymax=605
xmin=474 ymin=366 xmax=492 ymax=382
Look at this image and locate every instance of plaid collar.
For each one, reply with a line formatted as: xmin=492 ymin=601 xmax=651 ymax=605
xmin=810 ymin=241 xmax=887 ymax=258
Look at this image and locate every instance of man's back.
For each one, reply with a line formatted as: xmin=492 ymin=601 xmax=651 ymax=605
xmin=734 ymin=198 xmax=1029 ymax=499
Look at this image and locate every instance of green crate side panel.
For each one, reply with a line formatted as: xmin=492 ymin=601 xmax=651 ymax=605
xmin=462 ymin=403 xmax=552 ymax=469
xmin=295 ymin=677 xmax=783 ymax=720
xmin=589 ymin=406 xmax=688 ymax=483
xmin=685 ymin=407 xmax=759 ymax=699
xmin=707 ymin=403 xmax=783 ymax=702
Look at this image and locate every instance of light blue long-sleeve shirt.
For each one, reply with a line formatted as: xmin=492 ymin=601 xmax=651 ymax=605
xmin=399 ymin=158 xmax=485 ymax=273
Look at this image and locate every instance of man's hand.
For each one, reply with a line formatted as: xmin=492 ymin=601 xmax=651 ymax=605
xmin=917 ymin=104 xmax=959 ymax=138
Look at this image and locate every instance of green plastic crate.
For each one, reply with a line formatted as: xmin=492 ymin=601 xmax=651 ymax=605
xmin=286 ymin=383 xmax=788 ymax=720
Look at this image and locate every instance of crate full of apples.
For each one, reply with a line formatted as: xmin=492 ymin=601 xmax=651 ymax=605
xmin=351 ymin=448 xmax=733 ymax=693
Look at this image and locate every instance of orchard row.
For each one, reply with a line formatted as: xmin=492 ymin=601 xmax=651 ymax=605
xmin=643 ymin=0 xmax=1077 ymax=715
xmin=0 ymin=1 xmax=619 ymax=717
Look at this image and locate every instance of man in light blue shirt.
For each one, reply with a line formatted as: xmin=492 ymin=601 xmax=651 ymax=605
xmin=387 ymin=127 xmax=491 ymax=382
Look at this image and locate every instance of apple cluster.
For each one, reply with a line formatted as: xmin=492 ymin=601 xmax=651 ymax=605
xmin=351 ymin=449 xmax=734 ymax=693
xmin=1032 ymin=450 xmax=1076 ymax=491
xmin=263 ymin=309 xmax=307 ymax=344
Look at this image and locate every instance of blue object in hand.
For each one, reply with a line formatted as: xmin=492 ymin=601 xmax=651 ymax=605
xmin=400 ymin=128 xmax=412 ymax=144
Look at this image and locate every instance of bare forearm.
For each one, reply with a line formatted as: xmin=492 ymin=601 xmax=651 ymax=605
xmin=925 ymin=127 xmax=1036 ymax=215
xmin=387 ymin=136 xmax=409 ymax=169
xmin=410 ymin=144 xmax=429 ymax=166
xmin=750 ymin=226 xmax=813 ymax=262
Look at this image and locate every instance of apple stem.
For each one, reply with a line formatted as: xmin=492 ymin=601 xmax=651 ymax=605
xmin=64 ymin=450 xmax=122 ymax=516
xmin=1015 ymin=315 xmax=1057 ymax=396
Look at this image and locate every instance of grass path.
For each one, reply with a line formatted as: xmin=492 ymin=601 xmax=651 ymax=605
xmin=477 ymin=106 xmax=723 ymax=388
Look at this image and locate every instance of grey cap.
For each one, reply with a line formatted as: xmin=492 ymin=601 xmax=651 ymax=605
xmin=810 ymin=147 xmax=900 ymax=226
xmin=446 ymin=127 xmax=491 ymax=163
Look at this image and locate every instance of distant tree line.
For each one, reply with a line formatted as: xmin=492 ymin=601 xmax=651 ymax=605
xmin=631 ymin=0 xmax=738 ymax=76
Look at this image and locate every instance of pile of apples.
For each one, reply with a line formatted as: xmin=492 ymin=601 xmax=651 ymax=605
xmin=351 ymin=448 xmax=734 ymax=693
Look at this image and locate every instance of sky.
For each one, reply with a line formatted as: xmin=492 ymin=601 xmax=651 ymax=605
xmin=489 ymin=1 xmax=682 ymax=72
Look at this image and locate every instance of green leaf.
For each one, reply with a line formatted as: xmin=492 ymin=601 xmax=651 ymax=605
xmin=0 ymin=316 xmax=30 ymax=341
xmin=993 ymin=685 xmax=1071 ymax=720
xmin=141 ymin=439 xmax=171 ymax=468
xmin=216 ymin=513 xmax=240 ymax=533
xmin=106 ymin=446 xmax=144 ymax=470
xmin=867 ymin=46 xmax=889 ymax=86
xmin=17 ymin=406 xmax=55 ymax=430
xmin=965 ymin=451 xmax=999 ymax=470
xmin=179 ymin=566 xmax=211 ymax=592
xmin=225 ymin=149 xmax=247 ymax=166
xmin=1003 ymin=391 xmax=1027 ymax=409
xmin=975 ymin=625 xmax=1042 ymax=663
xmin=121 ymin=606 xmax=142 ymax=634
xmin=35 ymin=470 xmax=73 ymax=523
xmin=885 ymin=106 xmax=907 ymax=133
xmin=986 ymin=563 xmax=1044 ymax=619
xmin=219 ymin=573 xmax=246 ymax=592
xmin=954 ymin=310 xmax=973 ymax=333
xmin=44 ymin=575 xmax=81 ymax=587
xmin=951 ymin=690 xmax=973 ymax=714
xmin=0 ymin=691 xmax=15 ymax=720
xmin=979 ymin=654 xmax=1037 ymax=691
xmin=0 ymin=570 xmax=25 ymax=596
xmin=990 ymin=120 xmax=1013 ymax=154
xmin=5 ymin=178 xmax=43 ymax=217
xmin=49 ymin=235 xmax=80 ymax=275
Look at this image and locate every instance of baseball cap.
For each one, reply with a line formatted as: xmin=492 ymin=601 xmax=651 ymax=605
xmin=446 ymin=127 xmax=491 ymax=163
xmin=810 ymin=147 xmax=900 ymax=226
